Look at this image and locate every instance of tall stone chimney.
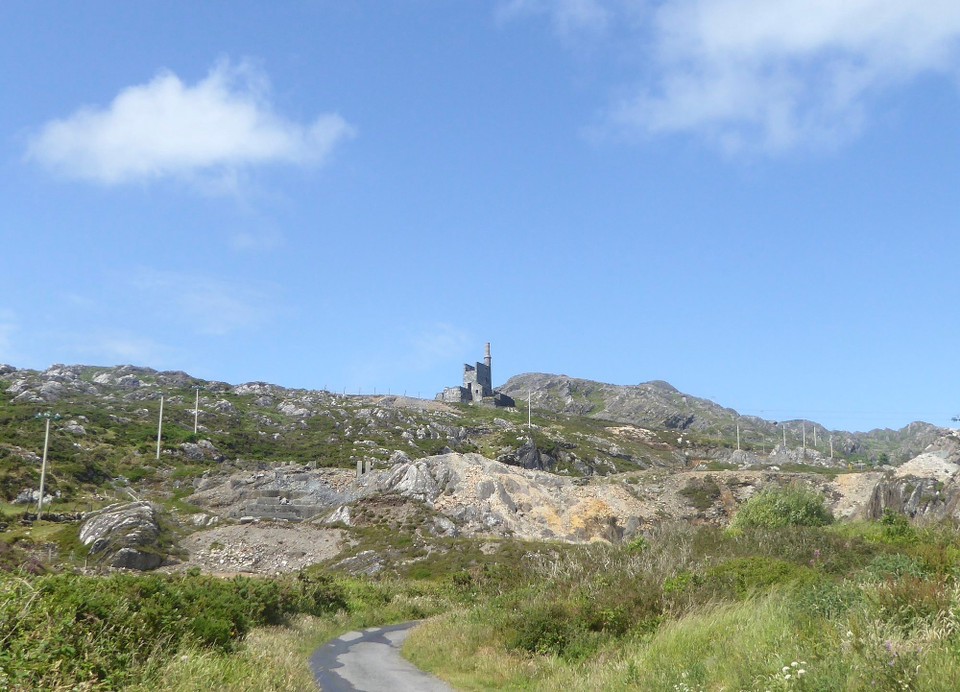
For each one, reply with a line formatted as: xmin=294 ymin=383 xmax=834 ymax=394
xmin=484 ymin=342 xmax=491 ymax=370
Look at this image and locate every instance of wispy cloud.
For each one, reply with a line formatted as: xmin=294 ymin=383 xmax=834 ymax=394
xmin=497 ymin=0 xmax=612 ymax=39
xmin=27 ymin=59 xmax=356 ymax=186
xmin=343 ymin=323 xmax=473 ymax=393
xmin=408 ymin=323 xmax=472 ymax=370
xmin=78 ymin=331 xmax=175 ymax=367
xmin=229 ymin=227 xmax=284 ymax=252
xmin=131 ymin=269 xmax=282 ymax=336
xmin=505 ymin=1 xmax=960 ymax=153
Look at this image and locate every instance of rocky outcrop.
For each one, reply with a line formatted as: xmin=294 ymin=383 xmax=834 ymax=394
xmin=497 ymin=438 xmax=556 ymax=471
xmin=185 ymin=449 xmax=917 ymax=543
xmin=79 ymin=501 xmax=172 ymax=571
xmin=866 ymin=452 xmax=960 ymax=521
xmin=175 ymin=523 xmax=344 ymax=575
xmin=188 ymin=466 xmax=363 ymax=521
xmin=178 ymin=439 xmax=224 ymax=462
xmin=14 ymin=488 xmax=55 ymax=506
xmin=501 ymin=373 xmax=742 ymax=432
xmin=375 ymin=453 xmax=655 ymax=541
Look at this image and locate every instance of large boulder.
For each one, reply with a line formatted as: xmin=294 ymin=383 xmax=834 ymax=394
xmin=497 ymin=438 xmax=555 ymax=471
xmin=79 ymin=501 xmax=173 ymax=571
xmin=178 ymin=439 xmax=224 ymax=462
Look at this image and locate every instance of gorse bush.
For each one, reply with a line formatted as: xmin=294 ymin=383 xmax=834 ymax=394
xmin=731 ymin=484 xmax=833 ymax=530
xmin=0 ymin=570 xmax=348 ymax=690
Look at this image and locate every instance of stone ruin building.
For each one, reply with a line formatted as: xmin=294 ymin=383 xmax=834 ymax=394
xmin=437 ymin=343 xmax=515 ymax=407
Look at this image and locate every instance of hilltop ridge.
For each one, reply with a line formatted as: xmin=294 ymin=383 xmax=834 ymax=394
xmin=501 ymin=372 xmax=943 ymax=464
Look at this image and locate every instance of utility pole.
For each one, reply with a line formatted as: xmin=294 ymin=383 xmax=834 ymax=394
xmin=193 ymin=386 xmax=200 ymax=435
xmin=528 ymin=391 xmax=532 ymax=430
xmin=156 ymin=395 xmax=164 ymax=460
xmin=37 ymin=415 xmax=51 ymax=520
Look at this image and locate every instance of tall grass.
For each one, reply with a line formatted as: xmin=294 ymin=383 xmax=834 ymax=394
xmin=130 ymin=614 xmax=344 ymax=692
xmin=405 ymin=517 xmax=960 ymax=691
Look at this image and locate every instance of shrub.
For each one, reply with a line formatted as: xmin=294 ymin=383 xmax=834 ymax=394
xmin=680 ymin=476 xmax=722 ymax=511
xmin=731 ymin=485 xmax=833 ymax=530
xmin=0 ymin=569 xmax=348 ymax=689
xmin=880 ymin=509 xmax=916 ymax=543
xmin=508 ymin=602 xmax=578 ymax=656
xmin=505 ymin=600 xmax=606 ymax=659
xmin=625 ymin=536 xmax=648 ymax=554
xmin=791 ymin=576 xmax=863 ymax=619
xmin=865 ymin=576 xmax=953 ymax=632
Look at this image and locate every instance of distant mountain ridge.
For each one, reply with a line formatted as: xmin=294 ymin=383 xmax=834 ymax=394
xmin=500 ymin=373 xmax=943 ymax=464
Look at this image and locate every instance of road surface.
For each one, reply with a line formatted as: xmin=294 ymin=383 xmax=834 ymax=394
xmin=310 ymin=621 xmax=454 ymax=691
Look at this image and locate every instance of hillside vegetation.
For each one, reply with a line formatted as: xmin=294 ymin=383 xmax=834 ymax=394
xmin=0 ymin=363 xmax=938 ymax=513
xmin=2 ymin=363 xmax=959 ymax=690
xmin=6 ymin=495 xmax=960 ymax=689
xmin=0 ymin=364 xmax=723 ymax=510
xmin=406 ymin=490 xmax=960 ymax=691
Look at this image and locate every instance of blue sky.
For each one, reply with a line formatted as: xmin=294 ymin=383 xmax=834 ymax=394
xmin=2 ymin=1 xmax=959 ymax=432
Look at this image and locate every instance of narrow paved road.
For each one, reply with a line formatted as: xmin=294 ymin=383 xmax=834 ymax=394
xmin=310 ymin=621 xmax=454 ymax=691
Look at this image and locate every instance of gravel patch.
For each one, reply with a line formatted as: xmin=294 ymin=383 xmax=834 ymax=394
xmin=167 ymin=522 xmax=346 ymax=576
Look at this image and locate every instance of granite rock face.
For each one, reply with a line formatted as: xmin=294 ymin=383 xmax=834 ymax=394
xmin=375 ymin=452 xmax=648 ymax=541
xmin=79 ymin=501 xmax=169 ymax=571
xmin=497 ymin=438 xmax=555 ymax=471
xmin=866 ymin=448 xmax=960 ymax=521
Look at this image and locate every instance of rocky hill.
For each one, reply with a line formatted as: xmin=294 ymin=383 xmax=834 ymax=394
xmin=2 ymin=362 xmax=958 ymax=578
xmin=501 ymin=373 xmax=942 ymax=464
xmin=0 ymin=364 xmax=943 ymax=511
xmin=0 ymin=363 xmax=710 ymax=509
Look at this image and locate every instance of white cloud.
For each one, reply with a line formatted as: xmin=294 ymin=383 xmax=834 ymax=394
xmin=27 ymin=60 xmax=356 ymax=185
xmin=509 ymin=1 xmax=960 ymax=152
xmin=132 ymin=269 xmax=281 ymax=336
xmin=625 ymin=1 xmax=960 ymax=152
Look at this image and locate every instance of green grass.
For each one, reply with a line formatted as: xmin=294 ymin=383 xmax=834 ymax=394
xmin=7 ymin=513 xmax=960 ymax=690
xmin=404 ymin=517 xmax=960 ymax=691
